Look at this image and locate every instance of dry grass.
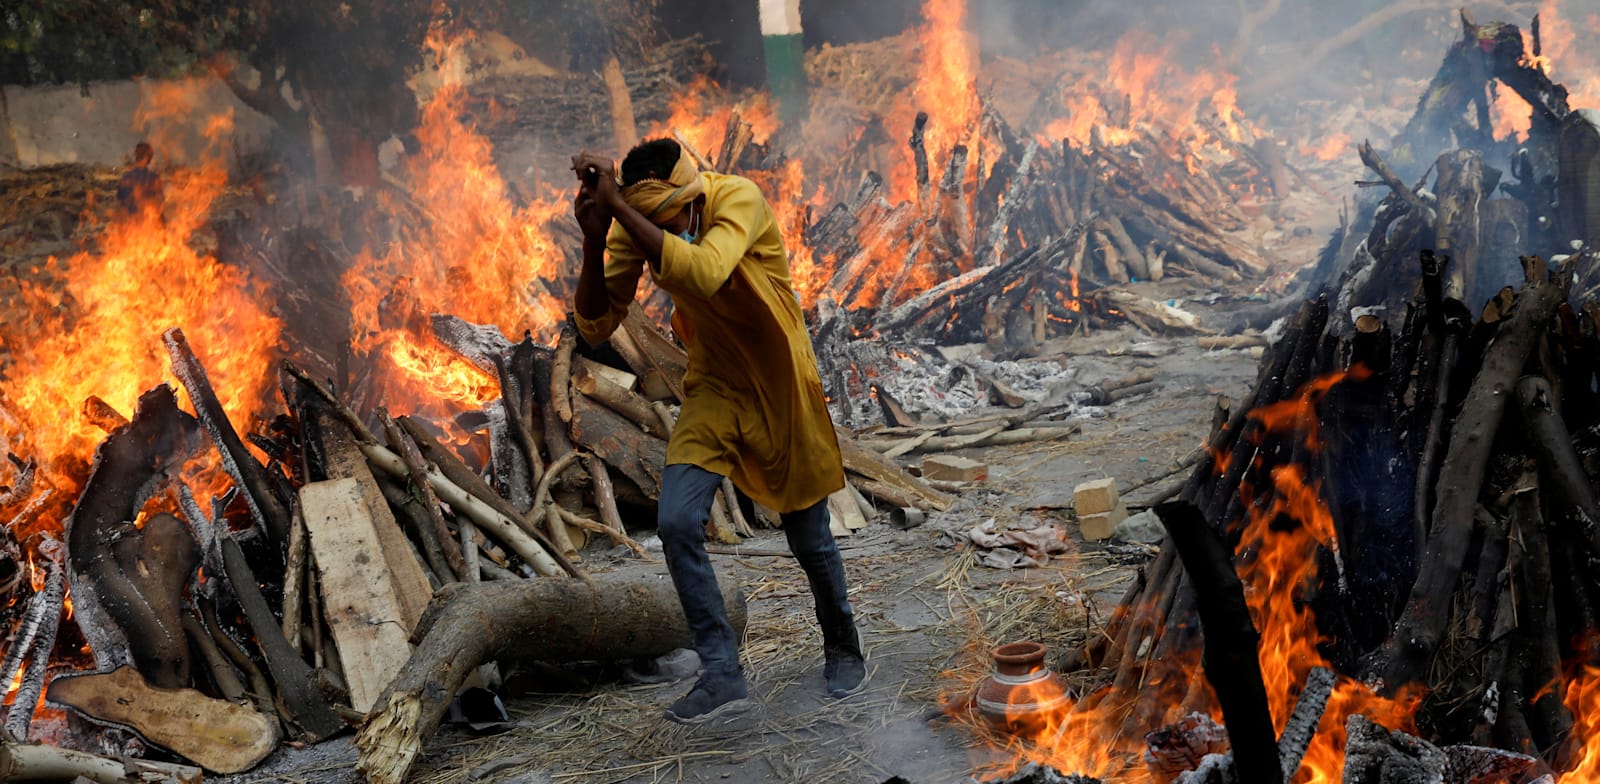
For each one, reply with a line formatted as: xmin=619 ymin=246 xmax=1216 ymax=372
xmin=402 ymin=538 xmax=1137 ymax=784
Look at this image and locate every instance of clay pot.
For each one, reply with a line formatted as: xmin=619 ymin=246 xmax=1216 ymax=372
xmin=974 ymin=641 xmax=1070 ymax=731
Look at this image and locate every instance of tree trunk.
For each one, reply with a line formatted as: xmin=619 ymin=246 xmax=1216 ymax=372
xmin=356 ymin=569 xmax=746 ymax=784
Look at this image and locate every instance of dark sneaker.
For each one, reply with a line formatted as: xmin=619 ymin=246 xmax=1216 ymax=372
xmin=824 ymin=644 xmax=867 ymax=698
xmin=665 ymin=673 xmax=756 ymax=726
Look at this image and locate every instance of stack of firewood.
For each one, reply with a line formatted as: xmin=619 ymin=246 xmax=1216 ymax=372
xmin=0 ymin=284 xmax=952 ymax=781
xmin=1042 ymin=14 xmax=1600 ymax=782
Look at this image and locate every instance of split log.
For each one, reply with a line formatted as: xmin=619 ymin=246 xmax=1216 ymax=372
xmin=837 ymin=437 xmax=953 ymax=510
xmin=569 ymin=391 xmax=667 ymax=499
xmin=1380 ymin=262 xmax=1570 ymax=692
xmin=318 ymin=411 xmax=434 ymax=631
xmin=356 ymin=569 xmax=747 ymax=784
xmin=573 ymin=358 xmax=669 ymax=437
xmin=300 ymin=477 xmax=421 ymax=714
xmin=46 ymin=665 xmax=278 ymax=774
xmin=0 ymin=742 xmax=201 ymax=784
xmin=1154 ymin=501 xmax=1281 ymax=784
xmin=164 ymin=328 xmax=291 ymax=550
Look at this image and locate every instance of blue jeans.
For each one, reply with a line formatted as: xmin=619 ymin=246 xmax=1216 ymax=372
xmin=658 ymin=463 xmax=855 ymax=677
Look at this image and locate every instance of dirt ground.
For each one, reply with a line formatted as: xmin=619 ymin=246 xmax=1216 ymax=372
xmin=217 ymin=283 xmax=1267 ymax=784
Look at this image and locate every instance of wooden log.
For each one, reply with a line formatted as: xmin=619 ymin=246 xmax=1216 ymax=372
xmin=281 ymin=496 xmax=309 ymax=648
xmin=585 ymin=457 xmax=651 ymax=557
xmin=909 ymin=111 xmax=930 ymax=207
xmin=380 ymin=414 xmax=467 ymax=582
xmin=1516 ymin=375 xmax=1600 ymax=547
xmin=1153 ymin=501 xmax=1280 ymax=784
xmin=362 ymin=439 xmax=568 ymax=579
xmin=607 ymin=303 xmax=688 ymax=402
xmin=601 ymin=56 xmax=638 ymax=154
xmin=551 ymin=324 xmax=577 ymax=425
xmin=569 ymin=391 xmax=666 ymax=500
xmin=1434 ymin=149 xmax=1486 ymax=302
xmin=1380 ymin=263 xmax=1570 ymax=692
xmin=220 ymin=536 xmax=345 ymax=740
xmin=65 ymin=386 xmax=200 ymax=680
xmin=356 ymin=570 xmax=747 ymax=784
xmin=0 ymin=537 xmax=64 ymax=741
xmin=394 ymin=416 xmax=577 ymax=573
xmin=573 ymin=358 xmax=669 ymax=437
xmin=837 ymin=437 xmax=953 ymax=510
xmin=1506 ymin=476 xmax=1572 ymax=756
xmin=181 ymin=609 xmax=247 ymax=703
xmin=163 ymin=328 xmax=291 ymax=550
xmin=0 ymin=742 xmax=201 ymax=784
xmin=1103 ymin=214 xmax=1149 ymax=281
xmin=107 ymin=512 xmax=198 ymax=689
xmin=46 ymin=665 xmax=278 ymax=773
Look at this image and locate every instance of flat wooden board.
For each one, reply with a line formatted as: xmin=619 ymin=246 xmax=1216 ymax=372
xmin=46 ymin=665 xmax=278 ymax=773
xmin=318 ymin=412 xmax=434 ymax=631
xmin=829 ymin=488 xmax=868 ymax=531
xmin=300 ymin=477 xmax=416 ymax=713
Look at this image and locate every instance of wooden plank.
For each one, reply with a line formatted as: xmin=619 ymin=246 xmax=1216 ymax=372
xmin=319 ymin=412 xmax=434 ymax=631
xmin=829 ymin=488 xmax=868 ymax=532
xmin=300 ymin=477 xmax=416 ymax=714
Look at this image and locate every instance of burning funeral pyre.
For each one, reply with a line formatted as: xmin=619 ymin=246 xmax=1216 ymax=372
xmin=1 ymin=0 xmax=1600 ymax=783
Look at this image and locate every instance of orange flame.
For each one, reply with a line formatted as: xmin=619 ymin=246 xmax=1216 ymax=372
xmin=0 ymin=78 xmax=282 ymax=544
xmin=950 ymin=367 xmax=1420 ymax=782
xmin=343 ymin=31 xmax=571 ymax=420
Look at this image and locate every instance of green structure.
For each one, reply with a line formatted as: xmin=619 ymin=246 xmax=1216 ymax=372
xmin=759 ymin=0 xmax=809 ymax=127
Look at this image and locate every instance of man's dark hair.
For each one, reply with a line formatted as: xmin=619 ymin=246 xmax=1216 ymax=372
xmin=620 ymin=138 xmax=682 ymax=186
xmin=133 ymin=141 xmax=154 ymax=165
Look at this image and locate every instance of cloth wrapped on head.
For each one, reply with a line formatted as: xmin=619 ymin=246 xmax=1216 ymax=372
xmin=619 ymin=149 xmax=704 ymax=222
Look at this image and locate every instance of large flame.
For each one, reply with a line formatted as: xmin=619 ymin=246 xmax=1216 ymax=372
xmin=0 ymin=78 xmax=283 ymax=543
xmin=342 ymin=29 xmax=571 ymax=417
xmin=1536 ymin=0 xmax=1600 ymax=112
xmin=952 ymin=368 xmax=1421 ymax=783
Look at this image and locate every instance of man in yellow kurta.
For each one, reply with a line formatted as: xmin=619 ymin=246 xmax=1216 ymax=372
xmin=570 ymin=139 xmax=864 ymax=725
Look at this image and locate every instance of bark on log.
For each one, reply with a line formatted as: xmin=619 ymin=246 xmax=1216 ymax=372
xmin=573 ymin=359 xmax=669 ymax=437
xmin=356 ymin=569 xmax=747 ymax=784
xmin=1380 ymin=265 xmax=1570 ymax=692
xmin=164 ymin=328 xmax=291 ymax=551
xmin=363 ymin=440 xmax=568 ymax=579
xmin=65 ymin=386 xmax=201 ymax=679
xmin=381 ymin=414 xmax=468 ymax=582
xmin=1516 ymin=375 xmax=1600 ymax=549
xmin=394 ymin=416 xmax=578 ymax=577
xmin=220 ymin=537 xmax=345 ymax=741
xmin=0 ymin=742 xmax=202 ymax=784
xmin=1154 ymin=501 xmax=1281 ymax=784
xmin=108 ymin=511 xmax=199 ymax=689
xmin=569 ymin=392 xmax=666 ymax=499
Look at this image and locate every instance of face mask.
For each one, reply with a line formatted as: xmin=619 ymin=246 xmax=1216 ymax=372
xmin=675 ymin=205 xmax=700 ymax=244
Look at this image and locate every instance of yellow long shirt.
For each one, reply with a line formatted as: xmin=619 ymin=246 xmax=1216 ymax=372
xmin=573 ymin=172 xmax=845 ymax=514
